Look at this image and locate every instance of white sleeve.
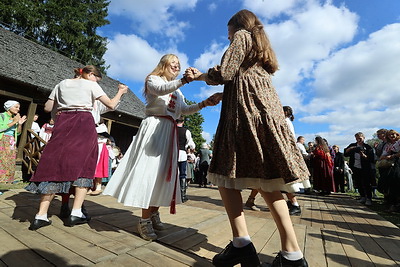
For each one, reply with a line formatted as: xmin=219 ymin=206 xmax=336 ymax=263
xmin=176 ymin=90 xmax=201 ymax=115
xmin=48 ymin=84 xmax=58 ymax=100
xmin=146 ymin=75 xmax=183 ymax=96
xmin=92 ymin=82 xmax=106 ymax=99
xmin=186 ymin=130 xmax=195 ymax=149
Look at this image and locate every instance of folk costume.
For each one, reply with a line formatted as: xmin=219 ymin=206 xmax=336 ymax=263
xmin=26 ymin=79 xmax=105 ymax=194
xmin=312 ymin=146 xmax=336 ymax=193
xmin=205 ymin=30 xmax=310 ymax=191
xmin=0 ymin=105 xmax=20 ymax=183
xmin=103 ymin=75 xmax=201 ymax=213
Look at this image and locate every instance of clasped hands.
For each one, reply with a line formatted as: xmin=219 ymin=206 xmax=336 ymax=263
xmin=183 ymin=67 xmax=223 ymax=107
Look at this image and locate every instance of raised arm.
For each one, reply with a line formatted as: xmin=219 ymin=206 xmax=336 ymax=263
xmin=98 ymin=84 xmax=128 ymax=110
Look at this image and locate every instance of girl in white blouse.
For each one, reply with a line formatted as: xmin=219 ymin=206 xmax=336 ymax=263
xmin=104 ymin=54 xmax=221 ymax=241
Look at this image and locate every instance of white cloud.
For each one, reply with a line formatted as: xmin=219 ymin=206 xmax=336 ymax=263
xmin=193 ymin=42 xmax=227 ymax=71
xmin=264 ymin=1 xmax=359 ymax=112
xmin=104 ymin=34 xmax=161 ymax=81
xmin=243 ymin=0 xmax=298 ymax=19
xmin=194 ymin=85 xmax=224 ymax=99
xmin=308 ymin=23 xmax=400 ymax=111
xmin=108 ymin=0 xmax=197 ymax=42
xmin=104 ymin=33 xmax=190 ymax=82
xmin=208 ymin=3 xmax=217 ymax=13
xmin=300 ymin=23 xmax=400 ymax=140
xmin=202 ymin=131 xmax=212 ymax=144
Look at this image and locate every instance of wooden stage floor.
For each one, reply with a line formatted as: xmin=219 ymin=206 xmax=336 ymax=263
xmin=0 ymin=185 xmax=399 ymax=266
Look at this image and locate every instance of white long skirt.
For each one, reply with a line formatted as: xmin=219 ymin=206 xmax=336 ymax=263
xmin=103 ymin=116 xmax=181 ymax=209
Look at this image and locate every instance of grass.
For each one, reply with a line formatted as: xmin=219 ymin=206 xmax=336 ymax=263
xmin=0 ymin=180 xmax=28 ymax=191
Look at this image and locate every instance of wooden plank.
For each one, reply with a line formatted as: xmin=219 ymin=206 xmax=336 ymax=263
xmin=352 ymin=229 xmax=397 ymax=266
xmin=335 ymin=229 xmax=374 ymax=267
xmin=322 ymin=229 xmax=351 ymax=266
xmin=176 ymin=214 xmax=235 ymax=252
xmin=304 ymin=226 xmax=326 ymax=267
xmin=94 ymin=253 xmax=151 ymax=267
xmin=0 ymin=228 xmax=53 ymax=267
xmin=33 ymin=221 xmax=117 ymax=263
xmin=145 ymin=241 xmax=213 ymax=266
xmin=293 ymin=224 xmax=307 ymax=253
xmin=159 ymin=213 xmax=227 ymax=245
xmin=300 ymin=197 xmax=312 ymax=227
xmin=258 ymin=225 xmax=282 ymax=264
xmin=50 ymin=219 xmax=132 ymax=255
xmin=188 ymin=216 xmax=233 ymax=258
xmin=0 ymin=209 xmax=93 ymax=266
xmin=127 ymin=247 xmax=187 ymax=267
xmin=251 ymin=220 xmax=277 ymax=255
xmin=84 ymin=219 xmax=149 ymax=249
xmin=310 ymin=197 xmax=324 ymax=229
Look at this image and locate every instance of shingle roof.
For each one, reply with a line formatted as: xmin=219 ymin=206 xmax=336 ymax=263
xmin=0 ymin=27 xmax=145 ymax=120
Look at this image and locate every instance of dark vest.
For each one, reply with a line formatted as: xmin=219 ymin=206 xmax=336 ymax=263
xmin=177 ymin=126 xmax=187 ymax=151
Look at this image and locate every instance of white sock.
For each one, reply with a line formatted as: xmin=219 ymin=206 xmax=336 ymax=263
xmin=232 ymin=235 xmax=251 ymax=248
xmin=71 ymin=208 xmax=85 ymax=218
xmin=95 ymin=184 xmax=102 ymax=191
xmin=292 ymin=202 xmax=299 ymax=207
xmin=281 ymin=250 xmax=303 ymax=261
xmin=35 ymin=214 xmax=49 ymax=222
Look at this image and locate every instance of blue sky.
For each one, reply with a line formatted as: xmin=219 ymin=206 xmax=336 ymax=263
xmin=99 ymin=0 xmax=400 ymax=150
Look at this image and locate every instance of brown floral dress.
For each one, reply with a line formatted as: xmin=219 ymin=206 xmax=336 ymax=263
xmin=207 ymin=30 xmax=309 ymax=192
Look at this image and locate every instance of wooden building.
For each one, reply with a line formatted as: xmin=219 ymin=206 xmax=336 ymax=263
xmin=0 ymin=27 xmax=146 ymax=176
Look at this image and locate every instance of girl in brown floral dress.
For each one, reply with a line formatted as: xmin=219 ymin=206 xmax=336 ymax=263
xmin=191 ymin=9 xmax=309 ymax=267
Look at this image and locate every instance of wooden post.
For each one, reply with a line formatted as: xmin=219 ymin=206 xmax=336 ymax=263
xmin=106 ymin=119 xmax=113 ymax=133
xmin=17 ymin=102 xmax=37 ymax=161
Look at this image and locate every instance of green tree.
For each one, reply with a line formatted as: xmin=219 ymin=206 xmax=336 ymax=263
xmin=366 ymin=133 xmax=380 ymax=149
xmin=0 ymin=0 xmax=110 ymax=71
xmin=184 ymin=99 xmax=206 ymax=150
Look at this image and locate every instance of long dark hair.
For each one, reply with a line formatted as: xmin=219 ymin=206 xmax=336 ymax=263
xmin=283 ymin=106 xmax=294 ymax=121
xmin=228 ymin=9 xmax=279 ymax=74
xmin=315 ymin=136 xmax=330 ymax=153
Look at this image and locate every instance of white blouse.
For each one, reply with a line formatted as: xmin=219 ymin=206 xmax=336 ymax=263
xmin=145 ymin=75 xmax=200 ymax=120
xmin=49 ymin=79 xmax=105 ymax=110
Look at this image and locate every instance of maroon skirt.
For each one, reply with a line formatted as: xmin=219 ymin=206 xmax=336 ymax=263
xmin=30 ymin=111 xmax=98 ymax=182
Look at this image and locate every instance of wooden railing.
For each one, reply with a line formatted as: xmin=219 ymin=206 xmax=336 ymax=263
xmin=22 ymin=129 xmax=47 ymax=175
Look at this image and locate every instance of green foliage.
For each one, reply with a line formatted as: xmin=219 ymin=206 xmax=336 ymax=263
xmin=184 ymin=99 xmax=206 ymax=150
xmin=366 ymin=132 xmax=380 ymax=149
xmin=0 ymin=0 xmax=110 ymax=71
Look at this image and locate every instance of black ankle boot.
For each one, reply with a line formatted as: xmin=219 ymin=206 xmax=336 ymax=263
xmin=271 ymin=252 xmax=308 ymax=267
xmin=212 ymin=241 xmax=260 ymax=267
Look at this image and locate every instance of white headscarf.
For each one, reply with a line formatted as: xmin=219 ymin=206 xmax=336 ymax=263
xmin=4 ymin=100 xmax=19 ymax=111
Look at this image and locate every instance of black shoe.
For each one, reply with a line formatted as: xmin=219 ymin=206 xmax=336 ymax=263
xmin=29 ymin=219 xmax=52 ymax=230
xmin=213 ymin=241 xmax=260 ymax=267
xmin=81 ymin=204 xmax=88 ymax=217
xmin=66 ymin=215 xmax=91 ymax=227
xmin=289 ymin=205 xmax=301 ymax=216
xmin=59 ymin=203 xmax=71 ymax=218
xmin=286 ymin=200 xmax=293 ymax=209
xmin=271 ymin=252 xmax=308 ymax=267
